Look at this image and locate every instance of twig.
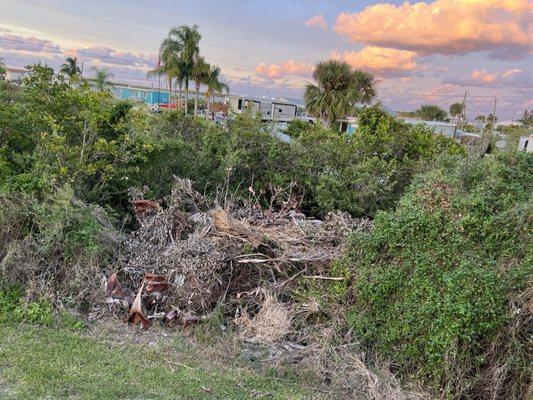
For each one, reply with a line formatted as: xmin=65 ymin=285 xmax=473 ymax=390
xmin=303 ymin=275 xmax=348 ymax=281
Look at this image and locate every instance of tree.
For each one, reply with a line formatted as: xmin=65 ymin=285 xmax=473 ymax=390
xmin=191 ymin=56 xmax=210 ymax=116
xmin=91 ymin=67 xmax=114 ymax=92
xmin=475 ymin=115 xmax=486 ymax=128
xmin=204 ymin=65 xmax=229 ymax=119
xmin=59 ymin=57 xmax=81 ymax=78
xmin=148 ymin=54 xmax=184 ymax=108
xmin=487 ymin=113 xmax=498 ymax=125
xmin=519 ymin=110 xmax=532 ymax=127
xmin=416 ymin=104 xmax=447 ymax=121
xmin=449 ymin=102 xmax=464 ymax=123
xmin=160 ymin=25 xmax=201 ymax=115
xmin=0 ymin=58 xmax=6 ymax=79
xmin=304 ymin=60 xmax=375 ymax=128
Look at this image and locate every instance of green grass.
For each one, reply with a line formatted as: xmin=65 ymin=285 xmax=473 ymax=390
xmin=0 ymin=324 xmax=315 ymax=399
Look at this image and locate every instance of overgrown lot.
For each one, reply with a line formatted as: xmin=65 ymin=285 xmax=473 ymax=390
xmin=0 ymin=65 xmax=531 ymax=400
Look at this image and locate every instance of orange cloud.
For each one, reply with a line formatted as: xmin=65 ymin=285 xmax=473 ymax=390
xmin=305 ymin=14 xmax=328 ymax=31
xmin=470 ymin=69 xmax=497 ymax=83
xmin=330 ymin=46 xmax=419 ymax=77
xmin=334 ymin=0 xmax=533 ymax=59
xmin=255 ymin=60 xmax=314 ymax=79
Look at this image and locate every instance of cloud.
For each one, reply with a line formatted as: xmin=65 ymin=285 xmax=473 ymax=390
xmin=255 ymin=60 xmax=314 ymax=79
xmin=0 ymin=30 xmax=61 ymax=56
xmin=330 ymin=46 xmax=419 ymax=77
xmin=64 ymin=45 xmax=156 ymax=68
xmin=305 ymin=14 xmax=328 ymax=31
xmin=444 ymin=68 xmax=532 ymax=88
xmin=334 ymin=0 xmax=533 ymax=59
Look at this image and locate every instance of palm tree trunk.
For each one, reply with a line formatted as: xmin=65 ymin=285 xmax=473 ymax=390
xmin=205 ymin=92 xmax=210 ymax=120
xmin=194 ymin=82 xmax=199 ymax=117
xmin=167 ymin=76 xmax=172 ymax=109
xmin=178 ymin=82 xmax=183 ymax=109
xmin=211 ymin=93 xmax=215 ymax=120
xmin=184 ymin=79 xmax=189 ymax=115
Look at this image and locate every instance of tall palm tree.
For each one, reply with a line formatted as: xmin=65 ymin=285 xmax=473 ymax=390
xmin=160 ymin=25 xmax=201 ymax=114
xmin=91 ymin=67 xmax=114 ymax=92
xmin=148 ymin=54 xmax=183 ymax=108
xmin=204 ymin=65 xmax=229 ymax=120
xmin=191 ymin=56 xmax=210 ymax=116
xmin=304 ymin=60 xmax=375 ymax=128
xmin=60 ymin=57 xmax=81 ymax=78
xmin=0 ymin=58 xmax=6 ymax=79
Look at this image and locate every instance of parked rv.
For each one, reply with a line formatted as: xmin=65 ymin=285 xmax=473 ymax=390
xmin=229 ymin=96 xmax=298 ymax=122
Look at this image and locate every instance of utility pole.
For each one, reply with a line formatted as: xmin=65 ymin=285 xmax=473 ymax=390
xmin=462 ymin=90 xmax=468 ymax=122
xmin=81 ymin=61 xmax=84 ymax=78
xmin=492 ymin=97 xmax=497 ymax=123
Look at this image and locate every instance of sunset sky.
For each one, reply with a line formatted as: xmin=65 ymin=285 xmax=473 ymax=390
xmin=1 ymin=0 xmax=531 ymax=119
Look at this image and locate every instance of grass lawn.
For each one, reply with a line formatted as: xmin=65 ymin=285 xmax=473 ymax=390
xmin=0 ymin=324 xmax=316 ymax=399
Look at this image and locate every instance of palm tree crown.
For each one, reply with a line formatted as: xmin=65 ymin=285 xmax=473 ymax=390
xmin=159 ymin=25 xmax=202 ymax=114
xmin=91 ymin=67 xmax=114 ymax=92
xmin=205 ymin=65 xmax=229 ymax=119
xmin=191 ymin=56 xmax=211 ymax=116
xmin=304 ymin=60 xmax=375 ymax=127
xmin=60 ymin=57 xmax=81 ymax=78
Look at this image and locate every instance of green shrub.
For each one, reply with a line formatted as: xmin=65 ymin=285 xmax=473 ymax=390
xmin=344 ymin=152 xmax=532 ymax=398
xmin=0 ymin=284 xmax=53 ymax=325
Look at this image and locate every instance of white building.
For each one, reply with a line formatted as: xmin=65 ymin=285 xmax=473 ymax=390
xmin=2 ymin=67 xmax=28 ymax=82
xmin=518 ymin=135 xmax=533 ymax=153
xmin=228 ymin=96 xmax=298 ymax=122
xmin=400 ymin=118 xmax=458 ymax=138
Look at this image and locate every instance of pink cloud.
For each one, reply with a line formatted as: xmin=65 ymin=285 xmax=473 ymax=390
xmin=305 ymin=14 xmax=328 ymax=31
xmin=334 ymin=0 xmax=533 ymax=59
xmin=255 ymin=60 xmax=314 ymax=79
xmin=444 ymin=68 xmax=532 ymax=88
xmin=330 ymin=46 xmax=419 ymax=77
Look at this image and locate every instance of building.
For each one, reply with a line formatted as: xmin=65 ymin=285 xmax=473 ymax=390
xmin=518 ymin=134 xmax=533 ymax=153
xmin=114 ymin=83 xmax=169 ymax=105
xmin=400 ymin=118 xmax=458 ymax=138
xmin=228 ymin=96 xmax=298 ymax=122
xmin=2 ymin=67 xmax=29 ymax=82
xmin=338 ymin=117 xmax=358 ymax=134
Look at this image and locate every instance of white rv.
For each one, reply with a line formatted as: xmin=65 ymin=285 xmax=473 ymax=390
xmin=229 ymin=96 xmax=298 ymax=122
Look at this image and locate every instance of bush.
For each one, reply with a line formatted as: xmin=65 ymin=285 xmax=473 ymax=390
xmin=344 ymin=152 xmax=532 ymax=398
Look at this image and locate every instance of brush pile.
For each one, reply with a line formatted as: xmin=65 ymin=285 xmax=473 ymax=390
xmin=106 ymin=178 xmax=369 ymax=336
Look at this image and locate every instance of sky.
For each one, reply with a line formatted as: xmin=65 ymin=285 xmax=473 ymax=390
xmin=0 ymin=0 xmax=531 ymax=120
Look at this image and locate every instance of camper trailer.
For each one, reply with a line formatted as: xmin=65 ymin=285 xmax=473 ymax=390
xmin=229 ymin=96 xmax=298 ymax=122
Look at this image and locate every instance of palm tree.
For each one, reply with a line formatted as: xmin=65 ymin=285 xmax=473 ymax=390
xmin=91 ymin=67 xmax=114 ymax=92
xmin=60 ymin=57 xmax=81 ymax=78
xmin=148 ymin=55 xmax=183 ymax=108
xmin=450 ymin=102 xmax=464 ymax=123
xmin=475 ymin=115 xmax=486 ymax=127
xmin=204 ymin=65 xmax=229 ymax=120
xmin=0 ymin=58 xmax=6 ymax=79
xmin=160 ymin=25 xmax=201 ymax=114
xmin=191 ymin=56 xmax=210 ymax=116
xmin=304 ymin=60 xmax=375 ymax=128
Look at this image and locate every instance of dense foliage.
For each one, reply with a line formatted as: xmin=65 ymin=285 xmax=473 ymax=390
xmin=344 ymin=152 xmax=532 ymax=398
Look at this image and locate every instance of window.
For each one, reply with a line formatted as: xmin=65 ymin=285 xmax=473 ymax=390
xmin=524 ymin=140 xmax=529 ymax=150
xmin=279 ymin=109 xmax=283 ymax=113
xmin=238 ymin=99 xmax=243 ymax=110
